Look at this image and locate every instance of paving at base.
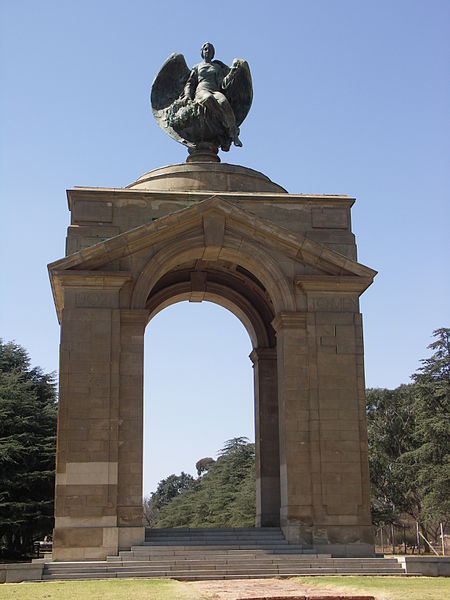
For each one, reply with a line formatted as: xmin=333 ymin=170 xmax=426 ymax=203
xmin=188 ymin=579 xmax=374 ymax=599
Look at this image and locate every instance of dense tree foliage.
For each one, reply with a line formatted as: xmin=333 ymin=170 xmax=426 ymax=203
xmin=0 ymin=341 xmax=57 ymax=558
xmin=367 ymin=328 xmax=450 ymax=541
xmin=195 ymin=457 xmax=215 ymax=476
xmin=143 ymin=472 xmax=195 ymax=526
xmin=145 ymin=437 xmax=256 ymax=528
xmin=402 ymin=328 xmax=450 ymax=523
xmin=366 ymin=384 xmax=417 ymax=522
xmin=145 ymin=330 xmax=449 ymax=541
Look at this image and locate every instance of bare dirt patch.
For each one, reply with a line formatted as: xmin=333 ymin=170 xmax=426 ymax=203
xmin=187 ymin=578 xmax=373 ymax=599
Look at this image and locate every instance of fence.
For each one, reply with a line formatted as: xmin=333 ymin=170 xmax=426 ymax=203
xmin=374 ymin=522 xmax=449 ymax=556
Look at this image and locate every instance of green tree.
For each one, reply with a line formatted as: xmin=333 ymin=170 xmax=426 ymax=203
xmin=143 ymin=472 xmax=195 ymax=526
xmin=367 ymin=328 xmax=450 ymax=544
xmin=195 ymin=457 xmax=215 ymax=476
xmin=401 ymin=328 xmax=450 ymax=524
xmin=366 ymin=385 xmax=417 ymax=523
xmin=152 ymin=472 xmax=196 ymax=509
xmin=0 ymin=340 xmax=57 ymax=558
xmin=149 ymin=437 xmax=256 ymax=528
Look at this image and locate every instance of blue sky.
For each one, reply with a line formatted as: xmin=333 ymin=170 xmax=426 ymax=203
xmin=1 ymin=1 xmax=449 ymax=495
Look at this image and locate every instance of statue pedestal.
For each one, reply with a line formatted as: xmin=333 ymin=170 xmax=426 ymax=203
xmin=186 ymin=143 xmax=220 ymax=163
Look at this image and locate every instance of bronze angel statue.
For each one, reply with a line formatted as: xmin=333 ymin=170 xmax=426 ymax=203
xmin=151 ymin=43 xmax=253 ymax=159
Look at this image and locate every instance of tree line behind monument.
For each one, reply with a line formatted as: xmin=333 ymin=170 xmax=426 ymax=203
xmin=0 ymin=329 xmax=448 ymax=559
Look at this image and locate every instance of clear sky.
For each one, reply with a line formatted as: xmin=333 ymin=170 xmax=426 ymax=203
xmin=1 ymin=1 xmax=449 ymax=495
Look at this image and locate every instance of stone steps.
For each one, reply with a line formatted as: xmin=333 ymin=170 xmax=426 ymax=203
xmin=145 ymin=527 xmax=282 ymax=534
xmin=42 ymin=527 xmax=409 ymax=581
xmin=44 ymin=565 xmax=405 ymax=573
xmin=46 ymin=559 xmax=403 ymax=570
xmin=143 ymin=529 xmax=289 ymax=545
xmin=43 ymin=568 xmax=407 ymax=581
xmin=107 ymin=554 xmax=332 ymax=563
xmin=125 ymin=545 xmax=313 ymax=553
xmin=42 ymin=563 xmax=407 ymax=580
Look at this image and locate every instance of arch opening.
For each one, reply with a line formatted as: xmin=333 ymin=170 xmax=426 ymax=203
xmin=144 ymin=259 xmax=277 ymax=348
xmin=142 ymin=262 xmax=281 ymax=528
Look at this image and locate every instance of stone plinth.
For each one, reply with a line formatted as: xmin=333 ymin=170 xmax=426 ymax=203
xmin=49 ymin=161 xmax=376 ymax=559
xmin=126 ymin=162 xmax=288 ymax=193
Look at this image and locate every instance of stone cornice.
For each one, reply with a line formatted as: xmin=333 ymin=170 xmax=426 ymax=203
xmin=249 ymin=347 xmax=277 ymax=364
xmin=51 ymin=270 xmax=132 ymax=287
xmin=48 ymin=270 xmax=133 ymax=324
xmin=66 ymin=186 xmax=355 ymax=210
xmin=271 ymin=312 xmax=307 ymax=333
xmin=295 ymin=275 xmax=374 ymax=295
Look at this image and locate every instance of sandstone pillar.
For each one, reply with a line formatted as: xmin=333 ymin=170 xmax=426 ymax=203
xmin=52 ymin=274 xmax=146 ymax=560
xmin=272 ymin=313 xmax=313 ymax=544
xmin=116 ymin=310 xmax=148 ymax=550
xmin=274 ymin=289 xmax=374 ymax=556
xmin=52 ymin=274 xmax=126 ymax=560
xmin=250 ymin=347 xmax=280 ymax=527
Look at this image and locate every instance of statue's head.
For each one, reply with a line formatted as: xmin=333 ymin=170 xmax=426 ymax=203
xmin=201 ymin=42 xmax=215 ymax=61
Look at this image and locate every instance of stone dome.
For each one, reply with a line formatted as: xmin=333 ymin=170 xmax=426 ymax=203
xmin=126 ymin=162 xmax=287 ymax=193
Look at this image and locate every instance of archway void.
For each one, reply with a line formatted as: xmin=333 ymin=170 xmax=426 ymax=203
xmin=143 ymin=301 xmax=254 ymax=499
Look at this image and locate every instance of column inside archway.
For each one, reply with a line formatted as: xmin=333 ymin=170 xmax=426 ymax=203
xmin=251 ymin=347 xmax=280 ymax=527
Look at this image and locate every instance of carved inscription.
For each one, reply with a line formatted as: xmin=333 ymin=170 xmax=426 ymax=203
xmin=75 ymin=291 xmax=116 ymax=308
xmin=309 ymin=295 xmax=359 ymax=312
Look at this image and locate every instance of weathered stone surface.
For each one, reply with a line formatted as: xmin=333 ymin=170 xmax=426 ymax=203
xmin=127 ymin=163 xmax=286 ymax=192
xmin=0 ymin=563 xmax=44 ymax=583
xmin=399 ymin=556 xmax=450 ymax=576
xmin=49 ymin=161 xmax=376 ymax=559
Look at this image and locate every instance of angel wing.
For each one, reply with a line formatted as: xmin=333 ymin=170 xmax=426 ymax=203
xmin=151 ymin=53 xmax=191 ymax=145
xmin=222 ymin=59 xmax=253 ymax=127
xmin=151 ymin=52 xmax=190 ymax=112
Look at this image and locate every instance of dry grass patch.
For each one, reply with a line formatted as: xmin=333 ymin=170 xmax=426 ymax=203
xmin=293 ymin=576 xmax=450 ymax=600
xmin=0 ymin=578 xmax=206 ymax=600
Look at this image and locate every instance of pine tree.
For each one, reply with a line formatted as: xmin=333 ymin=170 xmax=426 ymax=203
xmin=0 ymin=340 xmax=57 ymax=558
xmin=148 ymin=437 xmax=256 ymax=528
xmin=366 ymin=328 xmax=450 ymax=543
xmin=366 ymin=385 xmax=417 ymax=523
xmin=402 ymin=328 xmax=450 ymax=522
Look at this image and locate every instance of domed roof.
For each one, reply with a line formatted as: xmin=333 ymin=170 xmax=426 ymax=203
xmin=126 ymin=162 xmax=287 ymax=193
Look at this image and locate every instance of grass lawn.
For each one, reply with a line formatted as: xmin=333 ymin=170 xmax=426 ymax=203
xmin=294 ymin=575 xmax=450 ymax=600
xmin=1 ymin=576 xmax=449 ymax=600
xmin=0 ymin=578 xmax=206 ymax=600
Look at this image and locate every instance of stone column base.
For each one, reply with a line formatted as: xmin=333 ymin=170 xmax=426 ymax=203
xmin=52 ymin=526 xmax=145 ymax=561
xmin=118 ymin=526 xmax=145 ymax=551
xmin=256 ymin=512 xmax=280 ymax=527
xmin=281 ymin=522 xmax=375 ymax=557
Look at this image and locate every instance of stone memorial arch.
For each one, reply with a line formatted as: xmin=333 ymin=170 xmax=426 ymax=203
xmin=49 ymin=162 xmax=376 ymax=561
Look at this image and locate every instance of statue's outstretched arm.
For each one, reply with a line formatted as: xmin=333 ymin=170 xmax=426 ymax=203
xmin=222 ymin=59 xmax=243 ymax=90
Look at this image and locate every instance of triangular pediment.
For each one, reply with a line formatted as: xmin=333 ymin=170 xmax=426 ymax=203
xmin=49 ymin=194 xmax=375 ymax=277
xmin=48 ymin=195 xmax=376 ymax=317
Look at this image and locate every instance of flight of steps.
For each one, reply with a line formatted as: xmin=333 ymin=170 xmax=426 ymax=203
xmin=42 ymin=527 xmax=407 ymax=580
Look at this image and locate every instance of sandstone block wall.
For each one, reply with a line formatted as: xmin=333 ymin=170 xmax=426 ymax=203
xmin=50 ymin=164 xmax=375 ymax=559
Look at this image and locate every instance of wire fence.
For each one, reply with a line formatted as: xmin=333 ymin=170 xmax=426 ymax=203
xmin=374 ymin=522 xmax=449 ymax=556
